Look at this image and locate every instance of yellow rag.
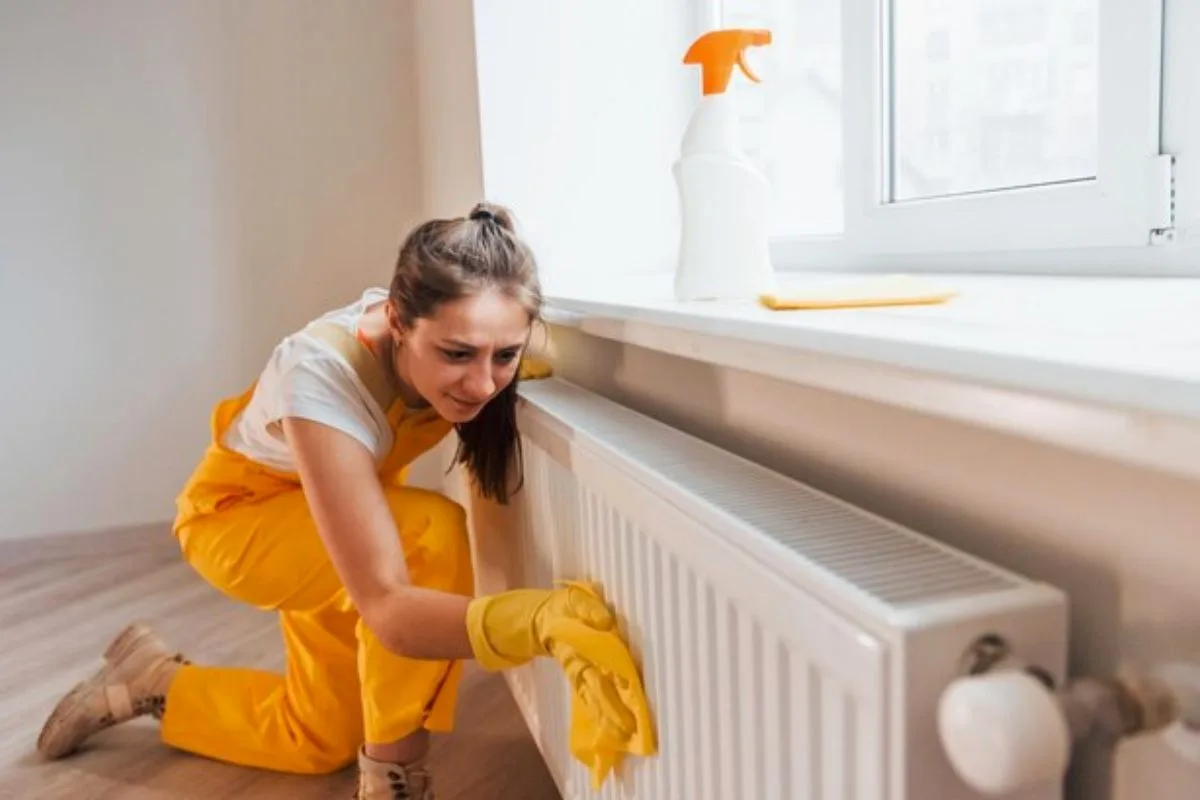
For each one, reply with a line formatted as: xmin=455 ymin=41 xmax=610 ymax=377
xmin=543 ymin=582 xmax=657 ymax=787
xmin=759 ymin=274 xmax=957 ymax=310
xmin=465 ymin=580 xmax=657 ymax=787
xmin=518 ymin=355 xmax=554 ymax=380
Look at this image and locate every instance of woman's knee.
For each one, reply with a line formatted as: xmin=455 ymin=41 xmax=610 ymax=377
xmin=384 ymin=488 xmax=474 ymax=594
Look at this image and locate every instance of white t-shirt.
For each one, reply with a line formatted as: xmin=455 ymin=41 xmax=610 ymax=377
xmin=221 ymin=288 xmax=396 ymax=472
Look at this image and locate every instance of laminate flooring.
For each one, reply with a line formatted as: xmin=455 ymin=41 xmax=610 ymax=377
xmin=0 ymin=534 xmax=560 ymax=799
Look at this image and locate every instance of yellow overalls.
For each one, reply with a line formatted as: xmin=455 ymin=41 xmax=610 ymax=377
xmin=162 ymin=322 xmax=484 ymax=775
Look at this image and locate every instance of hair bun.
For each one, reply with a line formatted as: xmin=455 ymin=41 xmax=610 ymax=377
xmin=468 ymin=202 xmax=515 ymax=232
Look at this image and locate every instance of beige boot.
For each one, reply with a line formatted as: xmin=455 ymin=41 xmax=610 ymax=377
xmin=355 ymin=747 xmax=436 ymax=800
xmin=36 ymin=621 xmax=189 ymax=759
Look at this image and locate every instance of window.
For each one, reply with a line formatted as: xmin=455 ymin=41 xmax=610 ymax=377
xmin=892 ymin=0 xmax=1096 ymax=201
xmin=714 ymin=0 xmax=1168 ymax=264
xmin=890 ymin=0 xmax=1098 ymax=202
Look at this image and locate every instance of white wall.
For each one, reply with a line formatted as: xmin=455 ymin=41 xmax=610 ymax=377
xmin=411 ymin=0 xmax=485 ymax=220
xmin=0 ymin=0 xmax=422 ymax=539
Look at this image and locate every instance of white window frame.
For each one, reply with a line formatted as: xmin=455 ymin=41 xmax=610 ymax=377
xmin=715 ymin=0 xmax=1170 ymax=266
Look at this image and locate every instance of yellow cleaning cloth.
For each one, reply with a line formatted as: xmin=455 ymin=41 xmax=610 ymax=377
xmin=517 ymin=355 xmax=554 ymax=381
xmin=759 ymin=274 xmax=957 ymax=310
xmin=543 ymin=582 xmax=657 ymax=788
xmin=466 ymin=581 xmax=657 ymax=788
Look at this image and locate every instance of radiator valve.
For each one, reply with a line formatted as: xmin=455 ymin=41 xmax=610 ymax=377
xmin=937 ymin=634 xmax=1200 ymax=795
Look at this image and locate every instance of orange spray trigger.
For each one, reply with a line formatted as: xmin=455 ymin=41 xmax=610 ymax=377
xmin=736 ymin=51 xmax=762 ymax=84
xmin=683 ymin=28 xmax=772 ymax=96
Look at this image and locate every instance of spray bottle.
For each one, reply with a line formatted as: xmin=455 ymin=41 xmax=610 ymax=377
xmin=673 ymin=28 xmax=774 ymax=302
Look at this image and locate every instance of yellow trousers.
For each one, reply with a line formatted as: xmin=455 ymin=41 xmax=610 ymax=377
xmin=165 ymin=484 xmax=474 ymax=774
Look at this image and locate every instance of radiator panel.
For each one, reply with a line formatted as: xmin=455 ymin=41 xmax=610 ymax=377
xmin=511 ymin=442 xmax=887 ymax=800
xmin=499 ymin=378 xmax=1067 ymax=800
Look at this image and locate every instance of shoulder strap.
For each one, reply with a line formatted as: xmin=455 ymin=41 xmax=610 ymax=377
xmin=305 ymin=321 xmax=397 ymax=412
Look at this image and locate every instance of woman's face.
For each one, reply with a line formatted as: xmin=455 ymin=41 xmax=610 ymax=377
xmin=390 ymin=288 xmax=531 ymax=423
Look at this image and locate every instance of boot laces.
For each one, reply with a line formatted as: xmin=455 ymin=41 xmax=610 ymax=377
xmin=353 ymin=768 xmax=433 ymax=800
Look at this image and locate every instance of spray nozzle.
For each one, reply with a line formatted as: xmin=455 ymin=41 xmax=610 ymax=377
xmin=683 ymin=28 xmax=772 ymax=96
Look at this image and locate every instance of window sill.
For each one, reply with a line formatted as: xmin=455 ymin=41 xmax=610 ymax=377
xmin=541 ymin=271 xmax=1200 ymax=482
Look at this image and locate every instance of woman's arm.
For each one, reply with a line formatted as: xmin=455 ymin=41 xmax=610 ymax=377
xmin=282 ymin=415 xmax=474 ymax=660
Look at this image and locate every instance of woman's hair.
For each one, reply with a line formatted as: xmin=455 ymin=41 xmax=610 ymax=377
xmin=389 ymin=201 xmax=542 ymax=504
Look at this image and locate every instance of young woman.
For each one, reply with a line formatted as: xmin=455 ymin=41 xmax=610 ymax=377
xmin=36 ymin=203 xmax=632 ymax=800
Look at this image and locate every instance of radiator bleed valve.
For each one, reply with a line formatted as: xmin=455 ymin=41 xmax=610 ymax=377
xmin=936 ymin=634 xmax=1199 ymax=796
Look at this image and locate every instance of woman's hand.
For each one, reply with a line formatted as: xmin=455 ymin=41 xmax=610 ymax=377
xmin=465 ymin=582 xmax=617 ymax=670
xmin=468 ymin=581 xmax=657 ymax=787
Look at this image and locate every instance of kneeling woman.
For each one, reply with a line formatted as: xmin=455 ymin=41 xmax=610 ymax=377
xmin=37 ymin=203 xmax=627 ymax=799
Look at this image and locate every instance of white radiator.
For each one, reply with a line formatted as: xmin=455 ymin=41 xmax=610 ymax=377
xmin=500 ymin=378 xmax=1069 ymax=800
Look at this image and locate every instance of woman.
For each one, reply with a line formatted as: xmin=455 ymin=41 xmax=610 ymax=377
xmin=36 ymin=203 xmax=637 ymax=799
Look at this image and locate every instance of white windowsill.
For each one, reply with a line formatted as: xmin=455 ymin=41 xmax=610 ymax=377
xmin=541 ymin=271 xmax=1200 ymax=482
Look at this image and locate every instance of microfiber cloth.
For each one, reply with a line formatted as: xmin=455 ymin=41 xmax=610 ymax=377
xmin=759 ymin=274 xmax=957 ymax=310
xmin=544 ymin=581 xmax=658 ymax=788
xmin=517 ymin=355 xmax=554 ymax=381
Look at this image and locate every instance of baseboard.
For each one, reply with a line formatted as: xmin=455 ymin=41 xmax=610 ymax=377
xmin=0 ymin=520 xmax=178 ymax=570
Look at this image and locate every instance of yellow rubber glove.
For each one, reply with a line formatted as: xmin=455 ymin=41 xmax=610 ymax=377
xmin=466 ymin=581 xmax=658 ymax=787
xmin=465 ymin=581 xmax=612 ymax=670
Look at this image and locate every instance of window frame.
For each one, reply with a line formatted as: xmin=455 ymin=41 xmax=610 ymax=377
xmin=716 ymin=0 xmax=1170 ymax=265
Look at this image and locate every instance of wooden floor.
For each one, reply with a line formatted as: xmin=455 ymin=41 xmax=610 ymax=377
xmin=0 ymin=533 xmax=561 ymax=799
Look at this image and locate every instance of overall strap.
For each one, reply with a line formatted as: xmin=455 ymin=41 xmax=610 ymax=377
xmin=305 ymin=321 xmax=397 ymax=412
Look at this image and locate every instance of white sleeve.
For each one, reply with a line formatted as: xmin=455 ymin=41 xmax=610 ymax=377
xmin=273 ymin=359 xmax=383 ymax=457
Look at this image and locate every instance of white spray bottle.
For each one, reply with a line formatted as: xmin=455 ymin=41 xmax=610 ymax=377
xmin=673 ymin=28 xmax=775 ymax=302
